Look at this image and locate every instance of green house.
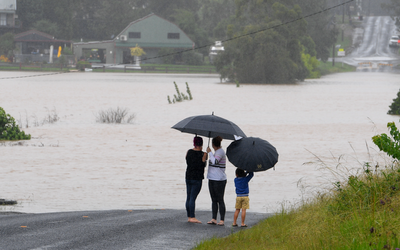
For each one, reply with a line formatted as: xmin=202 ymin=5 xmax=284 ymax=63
xmin=73 ymin=13 xmax=195 ymax=65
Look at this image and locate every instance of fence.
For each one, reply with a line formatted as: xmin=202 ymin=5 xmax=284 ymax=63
xmin=0 ymin=62 xmax=218 ymax=74
xmin=92 ymin=65 xmax=217 ymax=74
xmin=0 ymin=62 xmax=69 ymax=71
xmin=14 ymin=54 xmax=76 ymax=65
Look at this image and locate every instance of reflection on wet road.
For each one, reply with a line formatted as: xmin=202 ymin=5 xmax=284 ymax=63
xmin=344 ymin=16 xmax=400 ymax=68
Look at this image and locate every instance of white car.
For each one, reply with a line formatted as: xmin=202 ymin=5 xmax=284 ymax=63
xmin=389 ymin=35 xmax=399 ymax=47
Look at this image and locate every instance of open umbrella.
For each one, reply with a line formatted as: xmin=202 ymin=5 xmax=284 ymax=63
xmin=226 ymin=137 xmax=278 ymax=172
xmin=171 ymin=113 xmax=246 ymax=140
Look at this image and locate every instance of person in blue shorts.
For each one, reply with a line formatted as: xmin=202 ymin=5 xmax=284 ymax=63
xmin=232 ymin=168 xmax=254 ymax=227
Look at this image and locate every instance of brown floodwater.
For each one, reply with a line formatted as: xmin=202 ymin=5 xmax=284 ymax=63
xmin=0 ymin=71 xmax=399 ymax=213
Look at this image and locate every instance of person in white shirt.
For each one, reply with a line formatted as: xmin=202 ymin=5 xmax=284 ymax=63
xmin=206 ymin=136 xmax=227 ymax=226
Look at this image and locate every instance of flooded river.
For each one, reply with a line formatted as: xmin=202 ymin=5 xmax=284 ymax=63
xmin=0 ymin=71 xmax=399 ymax=214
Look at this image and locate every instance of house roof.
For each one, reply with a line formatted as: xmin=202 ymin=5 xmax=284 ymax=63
xmin=114 ymin=13 xmax=194 ymax=48
xmin=14 ymin=30 xmax=71 ymax=43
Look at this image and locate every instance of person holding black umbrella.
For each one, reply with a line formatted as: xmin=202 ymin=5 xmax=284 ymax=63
xmin=206 ymin=136 xmax=227 ymax=226
xmin=185 ymin=136 xmax=208 ymax=223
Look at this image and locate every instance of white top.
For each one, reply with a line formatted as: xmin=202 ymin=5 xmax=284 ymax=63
xmin=207 ymin=148 xmax=227 ymax=181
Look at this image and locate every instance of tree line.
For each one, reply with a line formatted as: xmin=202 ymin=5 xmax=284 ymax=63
xmin=4 ymin=0 xmax=389 ymax=83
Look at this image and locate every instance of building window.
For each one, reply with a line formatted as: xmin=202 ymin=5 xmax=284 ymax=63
xmin=0 ymin=14 xmax=6 ymax=26
xmin=168 ymin=33 xmax=180 ymax=39
xmin=129 ymin=32 xmax=141 ymax=39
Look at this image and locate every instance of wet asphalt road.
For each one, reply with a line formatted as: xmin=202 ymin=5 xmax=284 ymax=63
xmin=0 ymin=210 xmax=269 ymax=250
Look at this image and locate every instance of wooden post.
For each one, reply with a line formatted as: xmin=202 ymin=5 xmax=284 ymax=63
xmin=187 ymin=67 xmax=189 ymax=73
xmin=103 ymin=65 xmax=105 ymax=72
xmin=166 ymin=67 xmax=168 ymax=73
xmin=19 ymin=63 xmax=21 ymax=71
xmin=124 ymin=65 xmax=126 ymax=73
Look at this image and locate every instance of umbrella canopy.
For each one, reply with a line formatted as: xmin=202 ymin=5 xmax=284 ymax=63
xmin=226 ymin=137 xmax=278 ymax=172
xmin=171 ymin=114 xmax=246 ymax=140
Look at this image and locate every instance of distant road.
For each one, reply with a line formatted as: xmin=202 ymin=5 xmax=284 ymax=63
xmin=343 ymin=16 xmax=400 ymax=66
xmin=0 ymin=210 xmax=268 ymax=250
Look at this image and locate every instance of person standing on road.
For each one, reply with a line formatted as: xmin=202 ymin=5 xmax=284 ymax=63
xmin=185 ymin=136 xmax=208 ymax=223
xmin=232 ymin=168 xmax=254 ymax=227
xmin=206 ymin=136 xmax=227 ymax=226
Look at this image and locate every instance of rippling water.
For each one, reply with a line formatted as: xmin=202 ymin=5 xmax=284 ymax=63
xmin=1 ymin=71 xmax=399 ymax=214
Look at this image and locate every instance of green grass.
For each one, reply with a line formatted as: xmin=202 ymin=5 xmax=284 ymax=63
xmin=0 ymin=63 xmax=217 ymax=74
xmin=195 ymin=163 xmax=400 ymax=249
xmin=0 ymin=64 xmax=69 ymax=72
xmin=317 ymin=61 xmax=356 ymax=76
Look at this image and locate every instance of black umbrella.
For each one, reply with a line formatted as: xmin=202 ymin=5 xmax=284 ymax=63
xmin=226 ymin=137 xmax=278 ymax=172
xmin=171 ymin=113 xmax=246 ymax=140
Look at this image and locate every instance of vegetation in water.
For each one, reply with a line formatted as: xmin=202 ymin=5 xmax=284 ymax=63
xmin=0 ymin=107 xmax=31 ymax=141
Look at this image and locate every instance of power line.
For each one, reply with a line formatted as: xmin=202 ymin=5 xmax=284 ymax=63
xmin=141 ymin=0 xmax=355 ymax=63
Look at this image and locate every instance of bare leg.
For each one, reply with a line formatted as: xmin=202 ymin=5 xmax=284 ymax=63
xmin=241 ymin=209 xmax=247 ymax=226
xmin=188 ymin=217 xmax=202 ymax=223
xmin=207 ymin=219 xmax=217 ymax=224
xmin=233 ymin=209 xmax=240 ymax=225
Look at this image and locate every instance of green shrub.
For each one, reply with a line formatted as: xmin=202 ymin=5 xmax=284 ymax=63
xmin=76 ymin=60 xmax=91 ymax=71
xmin=388 ymin=89 xmax=400 ymax=115
xmin=372 ymin=121 xmax=400 ymax=160
xmin=158 ymin=48 xmax=175 ymax=64
xmin=62 ymin=47 xmax=73 ymax=55
xmin=0 ymin=107 xmax=31 ymax=141
xmin=182 ymin=51 xmax=203 ymax=66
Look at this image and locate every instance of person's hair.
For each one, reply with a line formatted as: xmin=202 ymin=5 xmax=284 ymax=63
xmin=193 ymin=136 xmax=203 ymax=147
xmin=235 ymin=168 xmax=246 ymax=177
xmin=212 ymin=136 xmax=222 ymax=148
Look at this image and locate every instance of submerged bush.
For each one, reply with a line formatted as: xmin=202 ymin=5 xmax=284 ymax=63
xmin=96 ymin=107 xmax=135 ymax=124
xmin=168 ymin=82 xmax=193 ymax=104
xmin=0 ymin=107 xmax=31 ymax=141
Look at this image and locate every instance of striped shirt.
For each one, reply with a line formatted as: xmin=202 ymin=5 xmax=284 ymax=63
xmin=207 ymin=148 xmax=227 ymax=181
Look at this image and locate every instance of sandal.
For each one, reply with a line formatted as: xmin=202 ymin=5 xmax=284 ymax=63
xmin=207 ymin=220 xmax=217 ymax=225
xmin=241 ymin=224 xmax=248 ymax=227
xmin=217 ymin=221 xmax=224 ymax=226
xmin=232 ymin=224 xmax=238 ymax=227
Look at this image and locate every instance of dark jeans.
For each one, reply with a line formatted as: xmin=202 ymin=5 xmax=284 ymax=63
xmin=208 ymin=179 xmax=227 ymax=221
xmin=186 ymin=179 xmax=202 ymax=218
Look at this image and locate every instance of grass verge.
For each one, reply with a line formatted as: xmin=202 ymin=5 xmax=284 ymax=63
xmin=317 ymin=61 xmax=356 ymax=76
xmin=195 ymin=163 xmax=400 ymax=250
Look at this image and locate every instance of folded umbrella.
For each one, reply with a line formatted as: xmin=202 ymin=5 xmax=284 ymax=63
xmin=226 ymin=137 xmax=278 ymax=172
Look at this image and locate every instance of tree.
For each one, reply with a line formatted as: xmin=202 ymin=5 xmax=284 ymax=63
xmin=215 ymin=2 xmax=314 ymax=83
xmin=198 ymin=0 xmax=236 ymax=39
xmin=90 ymin=0 xmax=148 ymax=40
xmin=388 ymin=89 xmax=400 ymax=115
xmin=382 ymin=0 xmax=400 ymax=30
xmin=0 ymin=33 xmax=15 ymax=57
xmin=296 ymin=0 xmax=338 ymax=62
xmin=41 ymin=0 xmax=75 ymax=39
xmin=169 ymin=9 xmax=210 ymax=56
xmin=16 ymin=0 xmax=44 ymax=31
xmin=130 ymin=44 xmax=146 ymax=57
xmin=33 ymin=20 xmax=59 ymax=37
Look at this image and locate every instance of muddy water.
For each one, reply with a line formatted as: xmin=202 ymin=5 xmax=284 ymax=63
xmin=0 ymin=71 xmax=399 ymax=214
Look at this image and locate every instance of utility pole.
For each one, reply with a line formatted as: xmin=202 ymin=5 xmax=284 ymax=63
xmin=342 ymin=1 xmax=345 ymax=41
xmin=368 ymin=0 xmax=371 ymax=16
